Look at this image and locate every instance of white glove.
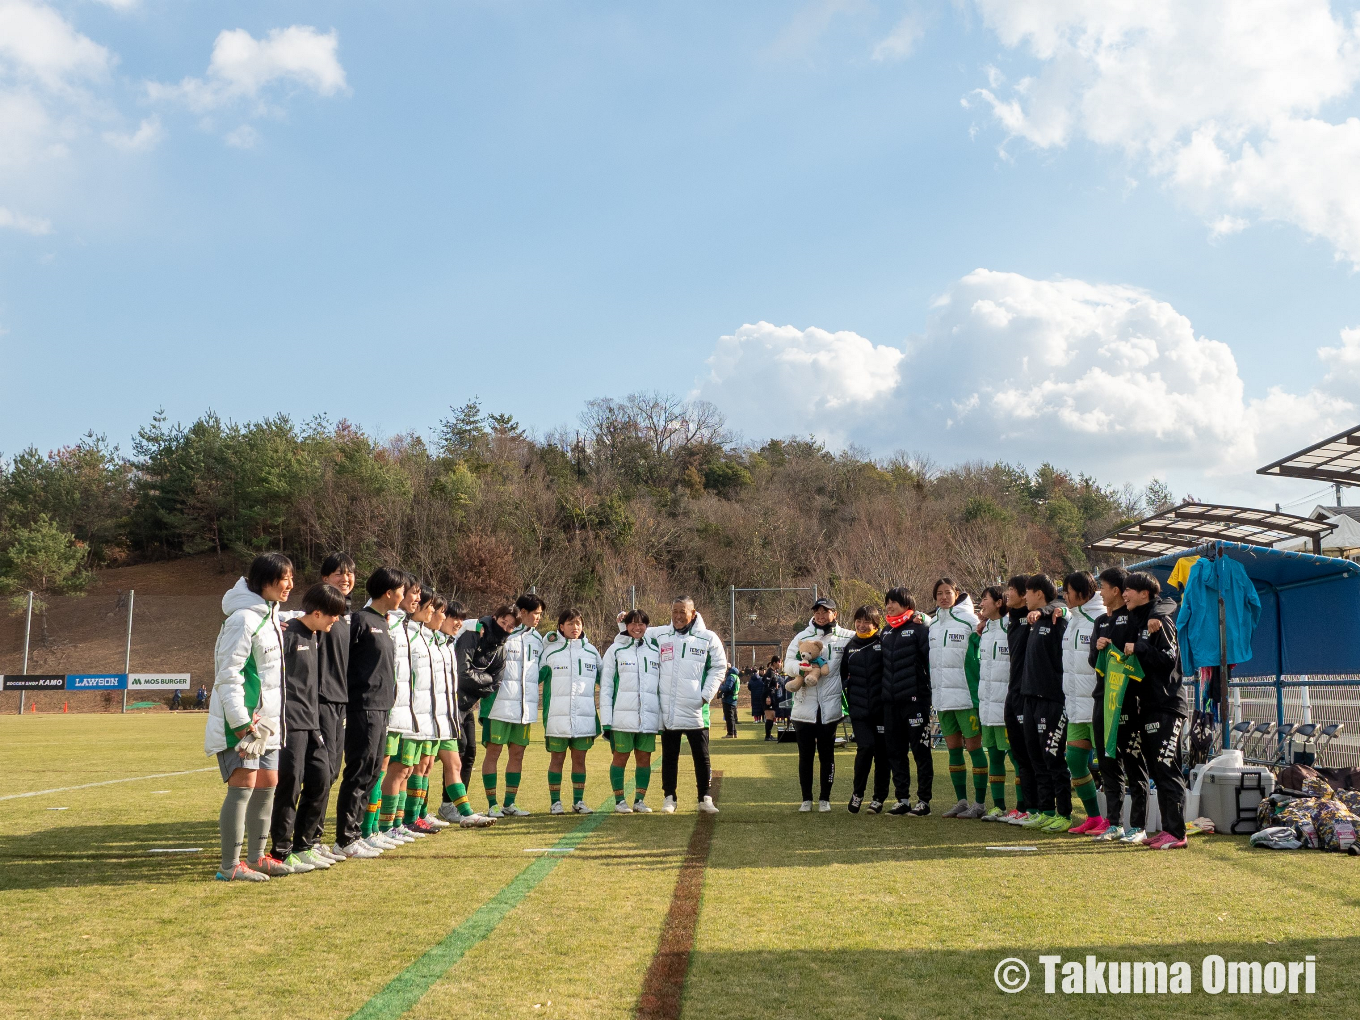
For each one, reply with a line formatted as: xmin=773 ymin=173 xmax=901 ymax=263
xmin=235 ymin=717 xmax=277 ymax=758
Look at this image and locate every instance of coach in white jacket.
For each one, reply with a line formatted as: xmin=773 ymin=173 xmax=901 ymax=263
xmin=647 ymin=597 xmax=727 ymax=815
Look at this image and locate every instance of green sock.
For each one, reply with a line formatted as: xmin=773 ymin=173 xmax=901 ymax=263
xmin=504 ymin=771 xmax=521 ymax=807
xmin=968 ymin=748 xmax=988 ymax=803
xmin=571 ymin=772 xmax=586 ymax=804
xmin=482 ymin=771 xmax=498 ymax=809
xmin=418 ymin=776 xmax=430 ymax=818
xmin=987 ymin=748 xmax=1008 ymax=811
xmin=609 ymin=764 xmax=626 ymax=803
xmin=548 ymin=771 xmax=562 ymax=804
xmin=947 ymin=746 xmax=966 ymax=800
xmin=395 ymin=789 xmax=408 ymax=828
xmin=404 ymin=777 xmax=421 ymax=825
xmin=1066 ymin=744 xmax=1100 ymax=817
xmin=379 ymin=792 xmax=399 ymax=831
xmin=447 ymin=781 xmax=473 ymax=817
xmin=1043 ymin=810 xmax=1056 ymax=817
xmin=365 ymin=779 xmax=382 ymax=836
xmin=635 ymin=765 xmax=651 ymax=801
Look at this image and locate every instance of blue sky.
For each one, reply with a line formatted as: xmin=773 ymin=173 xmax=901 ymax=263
xmin=4 ymin=1 xmax=1360 ymax=508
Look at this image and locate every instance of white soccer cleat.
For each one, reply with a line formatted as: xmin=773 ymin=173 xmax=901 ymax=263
xmin=460 ymin=812 xmax=496 ymax=828
xmin=572 ymin=801 xmax=594 ymax=814
xmin=487 ymin=806 xmax=505 ymax=819
xmin=662 ymin=795 xmax=677 ymax=814
xmin=550 ymin=801 xmax=566 ymax=815
xmin=501 ymin=803 xmax=531 ymax=817
xmin=698 ymin=796 xmax=719 ymax=814
xmin=614 ymin=800 xmax=634 ymax=814
xmin=424 ymin=815 xmax=451 ymax=829
xmin=632 ymin=800 xmax=652 ymax=813
xmin=799 ymin=800 xmax=813 ymax=812
xmin=336 ymin=841 xmax=375 ymax=859
xmin=818 ymin=800 xmax=832 ymax=813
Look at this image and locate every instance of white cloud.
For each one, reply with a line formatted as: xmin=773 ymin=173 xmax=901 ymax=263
xmin=699 ymin=269 xmax=1357 ymax=493
xmin=223 ymin=123 xmax=258 ymax=149
xmin=0 ymin=0 xmax=111 ymax=93
xmin=150 ymin=26 xmax=347 ymax=113
xmin=969 ymin=1 xmax=1360 ymax=263
xmin=103 ymin=114 xmax=161 ymax=151
xmin=91 ymin=0 xmax=138 ymax=10
xmin=0 ymin=204 xmax=51 ymax=234
xmin=872 ymin=11 xmax=925 ymax=62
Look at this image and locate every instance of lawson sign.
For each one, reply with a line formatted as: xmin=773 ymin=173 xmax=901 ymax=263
xmin=65 ymin=673 xmax=128 ymax=691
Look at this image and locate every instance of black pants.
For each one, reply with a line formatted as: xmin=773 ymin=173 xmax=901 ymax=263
xmin=722 ymin=702 xmax=739 ymax=737
xmin=271 ymin=728 xmax=331 ymax=857
xmin=795 ymin=720 xmax=838 ymax=801
xmin=336 ymin=708 xmax=388 ymax=845
xmin=1093 ymin=697 xmax=1149 ymax=827
xmin=1003 ymin=690 xmax=1037 ymax=812
xmin=311 ymin=701 xmax=346 ymax=844
xmin=460 ymin=709 xmax=478 ymax=775
xmin=661 ymin=728 xmax=711 ymax=800
xmin=1140 ymin=710 xmax=1186 ymax=839
xmin=1022 ymin=695 xmax=1071 ymax=815
xmin=850 ymin=717 xmax=890 ymax=802
xmin=883 ymin=698 xmax=933 ymax=803
xmin=764 ymin=717 xmax=774 ymax=739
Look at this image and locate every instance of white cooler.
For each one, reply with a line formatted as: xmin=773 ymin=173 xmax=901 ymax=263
xmin=1186 ymin=750 xmax=1273 ymax=834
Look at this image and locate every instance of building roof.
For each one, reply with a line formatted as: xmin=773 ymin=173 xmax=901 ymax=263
xmin=1087 ymin=502 xmax=1334 ymax=559
xmin=1258 ymin=423 xmax=1360 ymax=485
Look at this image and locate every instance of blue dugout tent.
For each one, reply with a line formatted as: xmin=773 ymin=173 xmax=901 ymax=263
xmin=1132 ymin=540 xmax=1360 ymax=748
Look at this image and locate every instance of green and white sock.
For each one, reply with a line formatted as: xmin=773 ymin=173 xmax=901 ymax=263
xmin=969 ymin=748 xmax=988 ymax=803
xmin=987 ymin=747 xmax=1008 ymax=811
xmin=482 ymin=771 xmax=498 ymax=810
xmin=404 ymin=776 xmax=421 ymax=825
xmin=446 ymin=781 xmax=473 ymax=817
xmin=947 ymin=746 xmax=967 ymax=800
xmin=1066 ymin=744 xmax=1100 ymax=817
xmin=635 ymin=765 xmax=651 ymax=801
xmin=571 ymin=772 xmax=586 ymax=804
xmin=548 ymin=771 xmax=562 ymax=804
xmin=379 ymin=792 xmax=399 ymax=831
xmin=504 ymin=771 xmax=521 ymax=807
xmin=610 ymin=764 xmax=626 ymax=803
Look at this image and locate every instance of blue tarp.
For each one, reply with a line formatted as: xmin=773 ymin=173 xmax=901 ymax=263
xmin=1130 ymin=541 xmax=1360 ymax=679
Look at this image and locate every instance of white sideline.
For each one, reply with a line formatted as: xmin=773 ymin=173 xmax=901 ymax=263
xmin=0 ymin=767 xmax=217 ymax=802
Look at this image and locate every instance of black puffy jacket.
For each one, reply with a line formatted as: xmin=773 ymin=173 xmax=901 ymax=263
xmin=1130 ymin=595 xmax=1187 ymax=718
xmin=1005 ymin=606 xmax=1029 ymax=695
xmin=881 ymin=616 xmax=930 ymax=709
xmin=1021 ymin=600 xmax=1067 ymax=702
xmin=840 ymin=631 xmax=883 ymax=723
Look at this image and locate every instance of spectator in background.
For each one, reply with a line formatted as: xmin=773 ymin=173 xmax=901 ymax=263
xmin=764 ymin=658 xmax=786 ymax=740
xmin=171 ymin=689 xmax=183 ymax=710
xmin=719 ymin=666 xmax=741 ymax=738
xmin=747 ymin=666 xmax=766 ymax=728
xmin=196 ymin=684 xmax=208 ymax=710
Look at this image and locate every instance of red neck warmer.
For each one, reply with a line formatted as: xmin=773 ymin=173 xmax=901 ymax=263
xmin=885 ymin=610 xmax=912 ymax=629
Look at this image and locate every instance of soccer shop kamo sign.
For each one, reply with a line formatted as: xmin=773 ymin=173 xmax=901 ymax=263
xmin=0 ymin=674 xmax=65 ymax=690
xmin=128 ymin=674 xmax=192 ymax=690
xmin=65 ymin=674 xmax=128 ymax=691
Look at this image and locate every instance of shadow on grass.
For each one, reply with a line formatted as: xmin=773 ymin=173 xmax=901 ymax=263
xmin=681 ymin=940 xmax=1360 ymax=1020
xmin=0 ymin=820 xmax=221 ymax=890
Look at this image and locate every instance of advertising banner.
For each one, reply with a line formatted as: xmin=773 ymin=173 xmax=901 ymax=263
xmin=1 ymin=674 xmax=66 ymax=690
xmin=65 ymin=674 xmax=129 ymax=691
xmin=127 ymin=673 xmax=192 ymax=690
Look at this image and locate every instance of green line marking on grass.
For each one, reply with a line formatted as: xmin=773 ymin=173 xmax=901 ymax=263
xmin=346 ymin=799 xmax=613 ymax=1020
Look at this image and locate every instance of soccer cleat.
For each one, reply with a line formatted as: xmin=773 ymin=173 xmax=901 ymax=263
xmin=614 ymin=800 xmax=634 ymax=814
xmin=460 ymin=812 xmax=496 ymax=828
xmin=572 ymin=801 xmax=593 ymax=814
xmin=337 ymin=840 xmax=377 ymax=859
xmin=398 ymin=824 xmax=427 ymax=839
xmin=632 ymin=800 xmax=653 ymax=813
xmin=799 ymin=800 xmax=814 ymax=812
xmin=887 ymin=800 xmax=912 ymax=815
xmin=249 ymin=856 xmax=294 ymax=877
xmin=961 ymin=802 xmax=987 ymax=819
xmin=1158 ymin=836 xmax=1188 ymax=850
xmin=1144 ymin=831 xmax=1176 ymax=850
xmin=487 ymin=806 xmax=505 ymax=819
xmin=866 ymin=800 xmax=884 ymax=814
xmin=438 ymin=802 xmax=462 ymax=823
xmin=1020 ymin=812 xmax=1051 ymax=829
xmin=662 ymin=795 xmax=677 ymax=814
xmin=550 ymin=801 xmax=566 ymax=815
xmin=942 ymin=799 xmax=969 ymax=818
xmin=297 ymin=848 xmax=333 ymax=870
xmin=1042 ymin=814 xmax=1073 ymax=833
xmin=412 ymin=818 xmax=441 ymax=834
xmin=501 ymin=803 xmax=531 ymax=818
xmin=907 ymin=801 xmax=930 ymax=816
xmin=318 ymin=845 xmax=346 ymax=863
xmin=1092 ymin=824 xmax=1124 ymax=842
xmin=216 ymin=862 xmax=269 ymax=882
xmin=282 ymin=852 xmax=315 ymax=874
xmin=1003 ymin=809 xmax=1028 ymax=824
xmin=1084 ymin=817 xmax=1111 ymax=837
xmin=1067 ymin=816 xmax=1100 ymax=835
xmin=424 ymin=815 xmax=451 ymax=829
xmin=698 ymin=796 xmax=719 ymax=814
xmin=365 ymin=833 xmax=395 ymax=851
xmin=1119 ymin=827 xmax=1148 ymax=845
xmin=819 ymin=800 xmax=832 ymax=812
xmin=981 ymin=807 xmax=1005 ymax=822
xmin=848 ymin=794 xmax=863 ymax=814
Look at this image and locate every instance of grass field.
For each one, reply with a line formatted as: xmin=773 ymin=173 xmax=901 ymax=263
xmin=1 ymin=714 xmax=1356 ymax=1019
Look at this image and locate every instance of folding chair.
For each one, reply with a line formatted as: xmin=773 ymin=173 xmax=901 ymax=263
xmin=1228 ymin=719 xmax=1255 ymax=752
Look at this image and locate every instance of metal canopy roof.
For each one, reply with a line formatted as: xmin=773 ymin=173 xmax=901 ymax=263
xmin=1258 ymin=423 xmax=1360 ymax=485
xmin=1087 ymin=502 xmax=1334 ymax=559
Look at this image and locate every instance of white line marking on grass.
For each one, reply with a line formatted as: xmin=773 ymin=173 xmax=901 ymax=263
xmin=986 ymin=846 xmax=1037 ymax=851
xmin=0 ymin=767 xmax=217 ymax=802
xmin=47 ymin=806 xmax=68 ymax=811
xmin=147 ymin=848 xmax=201 ymax=853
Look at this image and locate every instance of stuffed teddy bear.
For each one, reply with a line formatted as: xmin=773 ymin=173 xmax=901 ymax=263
xmin=795 ymin=638 xmax=828 ymax=687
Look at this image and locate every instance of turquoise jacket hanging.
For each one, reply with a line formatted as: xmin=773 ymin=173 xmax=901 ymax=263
xmin=1176 ymin=555 xmax=1261 ymax=672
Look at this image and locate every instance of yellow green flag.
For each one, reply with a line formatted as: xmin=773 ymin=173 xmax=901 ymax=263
xmin=1101 ymin=648 xmax=1144 ymax=759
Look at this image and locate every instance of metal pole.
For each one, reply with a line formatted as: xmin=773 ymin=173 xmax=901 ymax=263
xmin=1218 ymin=591 xmax=1230 ymax=750
xmin=122 ymin=590 xmax=134 ymax=714
xmin=729 ymin=584 xmax=736 ymax=667
xmin=19 ymin=591 xmax=32 ymax=715
xmin=812 ymin=583 xmax=818 ymax=603
xmin=630 ymin=585 xmax=636 ymax=611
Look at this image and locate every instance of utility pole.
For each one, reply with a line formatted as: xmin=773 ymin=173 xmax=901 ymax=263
xmin=122 ymin=590 xmax=134 ymax=714
xmin=18 ymin=591 xmax=33 ymax=715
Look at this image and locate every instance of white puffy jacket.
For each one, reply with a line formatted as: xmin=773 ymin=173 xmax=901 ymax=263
xmin=406 ymin=621 xmax=435 ymax=737
xmin=599 ymin=632 xmax=661 ymax=734
xmin=206 ymin=578 xmax=284 ymax=755
xmin=431 ymin=631 xmax=458 ymax=739
xmin=387 ymin=610 xmax=415 ymax=736
xmin=976 ymin=615 xmax=1010 ymax=727
xmin=1062 ymin=594 xmax=1106 ymax=724
xmin=489 ymin=625 xmax=545 ymax=725
xmin=928 ymin=595 xmax=979 ymax=713
xmin=783 ymin=619 xmax=853 ymax=724
xmin=647 ymin=613 xmax=728 ymax=731
xmin=540 ymin=632 xmax=602 ymax=738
